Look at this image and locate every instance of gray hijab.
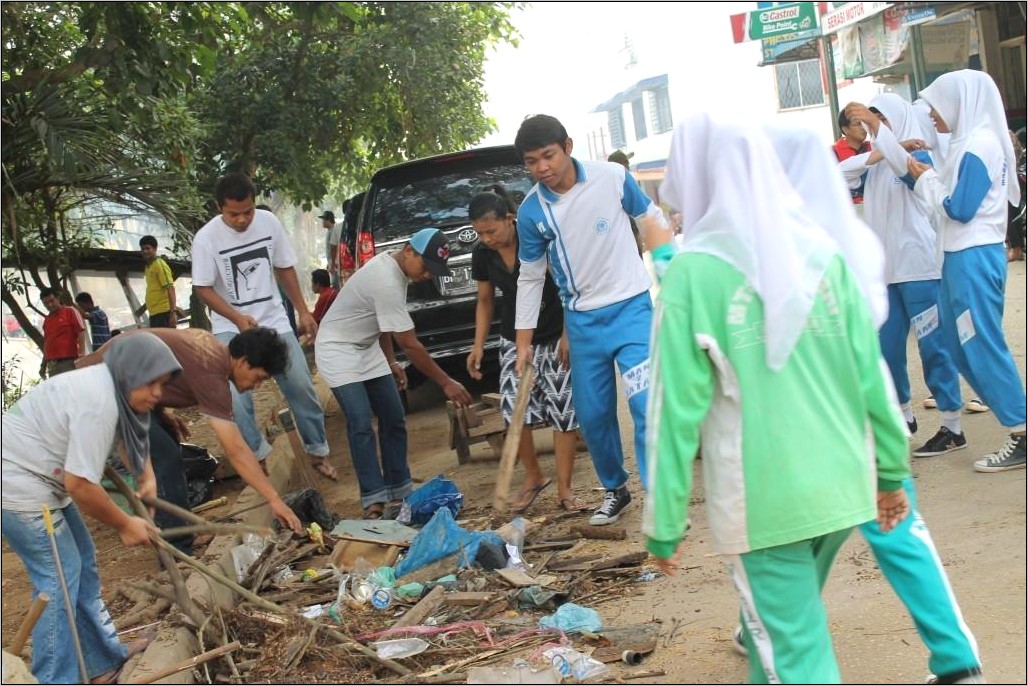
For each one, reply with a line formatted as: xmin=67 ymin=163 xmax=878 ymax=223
xmin=104 ymin=333 xmax=182 ymax=474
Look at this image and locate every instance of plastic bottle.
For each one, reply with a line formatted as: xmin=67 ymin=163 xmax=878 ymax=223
xmin=373 ymin=638 xmax=430 ymax=660
xmin=371 ymin=586 xmax=394 ymax=610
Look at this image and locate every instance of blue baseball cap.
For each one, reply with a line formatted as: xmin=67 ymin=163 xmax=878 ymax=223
xmin=409 ymin=228 xmax=452 ymax=277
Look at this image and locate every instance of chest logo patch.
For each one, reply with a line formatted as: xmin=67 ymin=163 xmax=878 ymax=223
xmin=594 ymin=218 xmax=610 ymax=235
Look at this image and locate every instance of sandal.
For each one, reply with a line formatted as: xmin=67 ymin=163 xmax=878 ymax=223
xmin=511 ymin=479 xmax=552 ymax=514
xmin=310 ymin=457 xmax=338 ymax=481
xmin=559 ymin=496 xmax=589 ymax=513
xmin=382 ymin=500 xmax=403 ymax=520
xmin=91 ymin=634 xmax=154 ymax=683
xmin=363 ymin=503 xmax=384 ymax=520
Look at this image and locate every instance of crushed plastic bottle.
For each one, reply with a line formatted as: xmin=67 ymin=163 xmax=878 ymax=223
xmin=372 ymin=638 xmax=430 ymax=660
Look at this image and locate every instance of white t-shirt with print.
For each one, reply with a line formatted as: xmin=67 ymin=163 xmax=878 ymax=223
xmin=191 ymin=209 xmax=297 ymax=335
xmin=315 ymin=251 xmax=415 ymax=387
xmin=1 ymin=365 xmax=119 ymax=511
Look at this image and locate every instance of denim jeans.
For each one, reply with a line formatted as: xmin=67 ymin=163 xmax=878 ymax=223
xmin=330 ymin=374 xmax=411 ymax=509
xmin=149 ymin=418 xmax=194 ymax=552
xmin=215 ymin=330 xmax=329 ymax=459
xmin=2 ymin=504 xmax=126 ymax=683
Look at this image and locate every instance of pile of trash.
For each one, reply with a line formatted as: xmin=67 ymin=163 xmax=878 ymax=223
xmin=120 ymin=476 xmax=672 ymax=684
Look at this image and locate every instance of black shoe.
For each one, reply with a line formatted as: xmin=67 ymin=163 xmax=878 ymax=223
xmin=907 ymin=418 xmax=918 ymax=436
xmin=912 ymin=427 xmax=967 ymax=458
xmin=588 ymin=485 xmax=632 ymax=525
xmin=974 ymin=434 xmax=1027 ymax=473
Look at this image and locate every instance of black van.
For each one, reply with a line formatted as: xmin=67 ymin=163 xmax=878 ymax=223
xmin=355 ymin=145 xmax=533 ymax=386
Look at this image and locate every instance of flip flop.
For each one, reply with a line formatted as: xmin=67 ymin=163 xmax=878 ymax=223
xmin=91 ymin=634 xmax=154 ymax=684
xmin=559 ymin=496 xmax=589 ymax=513
xmin=311 ymin=457 xmax=338 ymax=481
xmin=363 ymin=503 xmax=384 ymax=520
xmin=511 ymin=479 xmax=552 ymax=514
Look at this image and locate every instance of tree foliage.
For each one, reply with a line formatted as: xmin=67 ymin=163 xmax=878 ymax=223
xmin=2 ymin=1 xmax=519 ymax=344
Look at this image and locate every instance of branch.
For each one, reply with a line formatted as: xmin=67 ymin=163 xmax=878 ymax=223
xmin=0 ymin=283 xmax=43 ymax=350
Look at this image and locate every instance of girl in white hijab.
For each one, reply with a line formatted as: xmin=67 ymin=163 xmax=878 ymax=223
xmin=906 ymin=69 xmax=1027 ymax=473
xmin=766 ymin=120 xmax=985 ymax=686
xmin=840 ymin=93 xmax=968 ymax=456
xmin=1 ymin=333 xmax=181 ymax=683
xmin=644 ymin=114 xmax=911 ymax=685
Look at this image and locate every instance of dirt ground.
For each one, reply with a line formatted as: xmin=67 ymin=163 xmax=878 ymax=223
xmin=2 ymin=262 xmax=1025 ymax=683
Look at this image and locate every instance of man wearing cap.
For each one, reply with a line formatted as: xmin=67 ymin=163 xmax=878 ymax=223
xmin=320 ymin=210 xmax=342 ymax=288
xmin=315 ymin=228 xmax=473 ymax=519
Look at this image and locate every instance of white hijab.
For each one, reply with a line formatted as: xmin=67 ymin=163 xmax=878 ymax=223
xmin=661 ymin=114 xmax=838 ymax=371
xmin=920 ymin=69 xmax=1020 ymax=206
xmin=764 ymin=124 xmax=889 ymax=330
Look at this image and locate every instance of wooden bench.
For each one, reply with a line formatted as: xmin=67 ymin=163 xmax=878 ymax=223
xmin=447 ymin=393 xmax=583 ymax=465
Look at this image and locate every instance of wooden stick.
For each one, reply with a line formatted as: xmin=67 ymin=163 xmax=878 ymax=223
xmin=191 ymin=496 xmax=228 ymax=514
xmin=140 ymin=494 xmax=209 ymax=526
xmin=493 ymin=361 xmax=534 ymax=510
xmin=159 ymin=523 xmax=272 ymax=540
xmin=154 ymin=538 xmax=411 ymax=676
xmin=126 ymin=641 xmax=241 ymax=684
xmin=104 ymin=467 xmax=208 ymax=632
xmin=8 ymin=592 xmax=49 ymax=655
xmin=572 ymin=525 xmax=627 ymax=540
xmin=392 ymin=584 xmax=445 ymax=629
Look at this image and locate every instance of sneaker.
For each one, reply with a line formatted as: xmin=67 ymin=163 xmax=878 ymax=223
xmin=973 ymin=434 xmax=1027 ymax=473
xmin=923 ymin=396 xmax=937 ymax=409
xmin=965 ymin=398 xmax=990 ymax=414
xmin=912 ymin=426 xmax=967 ymax=457
xmin=588 ymin=485 xmax=632 ymax=526
xmin=925 ymin=667 xmax=986 ymax=684
xmin=907 ymin=418 xmax=918 ymax=436
xmin=731 ymin=625 xmax=748 ymax=657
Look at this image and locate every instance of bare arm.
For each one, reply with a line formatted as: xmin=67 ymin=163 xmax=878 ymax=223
xmin=379 ymin=332 xmax=407 ymax=391
xmin=65 ymin=472 xmax=154 ymax=546
xmin=274 ymin=267 xmax=317 ymax=339
xmin=166 ymin=285 xmax=178 ymax=326
xmin=208 ymin=418 xmax=303 ymax=533
xmin=392 ymin=329 xmax=472 ymax=405
xmin=194 ymin=285 xmax=258 ymax=331
xmin=467 ymin=281 xmax=495 ymax=380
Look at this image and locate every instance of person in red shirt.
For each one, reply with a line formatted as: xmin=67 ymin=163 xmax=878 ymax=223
xmin=832 ymin=106 xmax=873 ymax=204
xmin=39 ymin=287 xmax=87 ymax=378
xmin=310 ymin=269 xmax=339 ymax=324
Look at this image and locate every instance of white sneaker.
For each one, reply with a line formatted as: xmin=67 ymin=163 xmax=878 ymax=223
xmin=965 ymin=398 xmax=990 ymax=413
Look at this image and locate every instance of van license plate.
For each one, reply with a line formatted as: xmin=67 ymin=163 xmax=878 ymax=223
xmin=438 ymin=265 xmax=474 ymax=295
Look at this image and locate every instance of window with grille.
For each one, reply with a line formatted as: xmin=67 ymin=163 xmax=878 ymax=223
xmin=609 ymin=109 xmax=626 ymax=148
xmin=648 ymin=86 xmax=673 ymax=134
xmin=631 ymin=98 xmax=648 ymax=141
xmin=775 ymin=58 xmax=825 ymax=110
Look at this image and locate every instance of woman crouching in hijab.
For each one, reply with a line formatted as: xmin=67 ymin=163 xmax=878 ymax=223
xmin=1 ymin=333 xmax=181 ymax=684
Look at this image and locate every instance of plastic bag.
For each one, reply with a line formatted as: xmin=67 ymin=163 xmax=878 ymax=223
xmin=282 ymin=487 xmax=340 ymax=530
xmin=396 ymin=475 xmax=463 ymax=526
xmin=394 ymin=508 xmax=505 ymax=578
xmin=538 ymin=603 xmax=602 ymax=634
xmin=181 ymin=443 xmax=218 ymax=508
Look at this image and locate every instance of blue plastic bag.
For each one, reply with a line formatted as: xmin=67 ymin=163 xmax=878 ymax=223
xmin=394 ymin=507 xmax=505 ymax=579
xmin=538 ymin=603 xmax=603 ymax=633
xmin=398 ymin=474 xmax=463 ymax=526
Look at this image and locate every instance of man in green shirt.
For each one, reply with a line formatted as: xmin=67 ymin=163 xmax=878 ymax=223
xmin=138 ymin=235 xmax=177 ymax=328
xmin=644 ymin=116 xmax=911 ymax=683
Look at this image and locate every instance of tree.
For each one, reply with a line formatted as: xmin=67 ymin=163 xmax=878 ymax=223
xmin=2 ymin=2 xmax=520 ymax=345
xmin=195 ymin=2 xmax=519 ymax=207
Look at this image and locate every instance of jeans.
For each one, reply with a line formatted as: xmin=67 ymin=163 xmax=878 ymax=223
xmin=148 ymin=418 xmax=193 ymax=552
xmin=2 ymin=504 xmax=126 ymax=683
xmin=330 ymin=374 xmax=411 ymax=509
xmin=215 ymin=330 xmax=329 ymax=459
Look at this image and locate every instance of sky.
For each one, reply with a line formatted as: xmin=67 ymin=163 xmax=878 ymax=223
xmin=477 ymin=1 xmax=765 ymax=148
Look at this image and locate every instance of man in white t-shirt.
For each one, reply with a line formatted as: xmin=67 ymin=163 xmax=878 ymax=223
xmin=315 ymin=228 xmax=473 ymax=519
xmin=192 ymin=173 xmax=335 ymax=478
